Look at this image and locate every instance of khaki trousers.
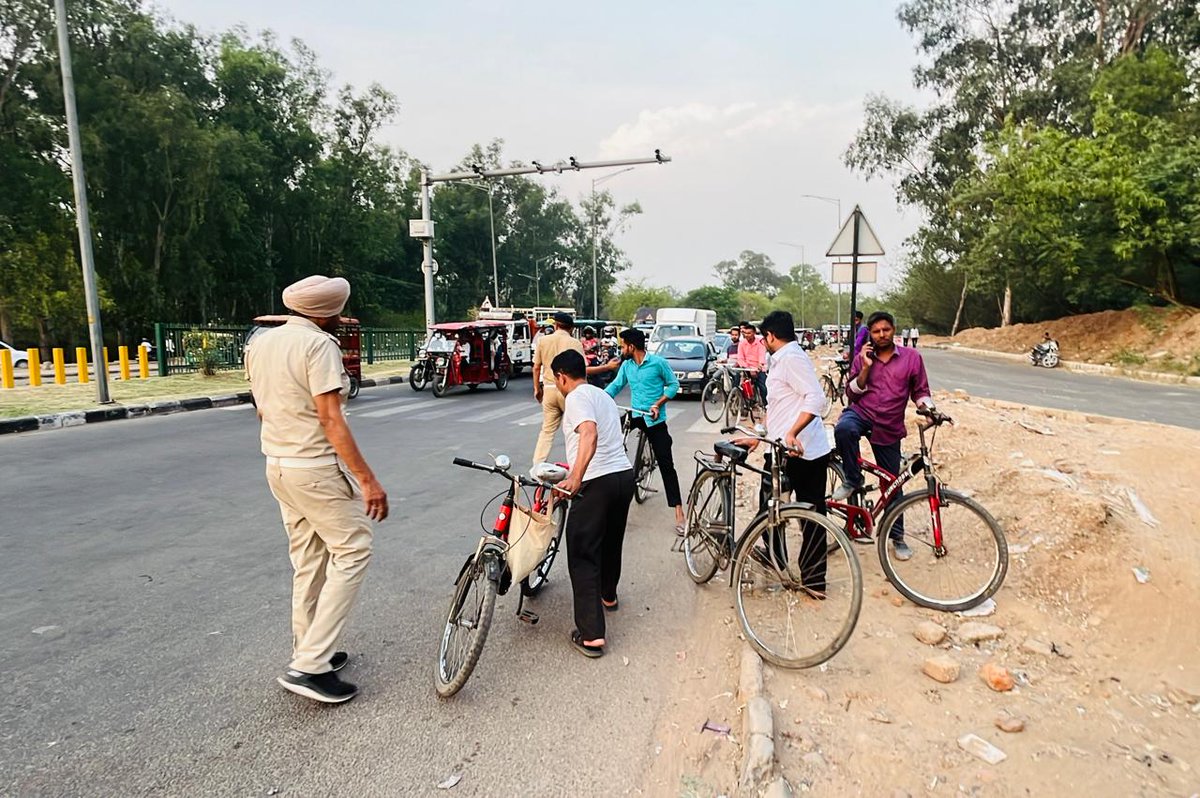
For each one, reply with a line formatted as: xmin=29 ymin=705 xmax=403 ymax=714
xmin=266 ymin=462 xmax=373 ymax=674
xmin=532 ymin=384 xmax=567 ymax=465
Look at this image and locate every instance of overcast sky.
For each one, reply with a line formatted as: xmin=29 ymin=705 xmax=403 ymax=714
xmin=151 ymin=0 xmax=926 ymax=296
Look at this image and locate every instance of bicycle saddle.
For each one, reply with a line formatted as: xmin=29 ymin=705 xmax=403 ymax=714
xmin=713 ymin=441 xmax=749 ymax=463
xmin=530 ymin=462 xmax=569 ymax=484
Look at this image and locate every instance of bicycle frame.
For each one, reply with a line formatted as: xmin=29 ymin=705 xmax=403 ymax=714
xmin=826 ymin=419 xmax=945 ymax=551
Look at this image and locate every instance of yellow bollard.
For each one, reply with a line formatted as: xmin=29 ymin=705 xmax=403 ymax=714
xmin=28 ymin=349 xmax=41 ymax=387
xmin=119 ymin=346 xmax=131 ymax=380
xmin=53 ymin=348 xmax=66 ymax=385
xmin=77 ymin=347 xmax=89 ymax=384
xmin=103 ymin=346 xmax=109 ymax=375
xmin=138 ymin=345 xmax=149 ymax=379
xmin=1 ymin=349 xmax=12 ymax=389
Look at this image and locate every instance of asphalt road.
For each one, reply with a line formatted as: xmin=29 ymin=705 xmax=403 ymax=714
xmin=0 ymin=380 xmax=715 ymax=797
xmin=919 ymin=348 xmax=1200 ymax=430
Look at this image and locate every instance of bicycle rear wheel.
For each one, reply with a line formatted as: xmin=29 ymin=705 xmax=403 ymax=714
xmin=435 ymin=551 xmax=499 ymax=697
xmin=683 ymin=469 xmax=731 ymax=583
xmin=634 ymin=433 xmax=657 ymax=504
xmin=521 ymin=505 xmax=566 ymax=597
xmin=732 ymin=507 xmax=863 ymax=669
xmin=876 ymin=488 xmax=1007 ymax=612
xmin=701 ymin=379 xmax=726 ymax=423
xmin=819 ymin=375 xmax=837 ymax=419
xmin=724 ymin=390 xmax=743 ymax=429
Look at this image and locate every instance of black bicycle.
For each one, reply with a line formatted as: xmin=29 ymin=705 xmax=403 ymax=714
xmin=435 ymin=456 xmax=570 ymax=698
xmin=619 ymin=407 xmax=659 ymax=504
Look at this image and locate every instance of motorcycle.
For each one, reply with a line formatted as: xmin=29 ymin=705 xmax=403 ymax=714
xmin=1030 ymin=340 xmax=1060 ymax=368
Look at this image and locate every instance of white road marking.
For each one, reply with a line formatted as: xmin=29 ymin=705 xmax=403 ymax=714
xmin=464 ymin=403 xmax=539 ymax=423
xmin=516 ymin=412 xmax=547 ymax=426
xmin=356 ymin=401 xmax=426 ymax=418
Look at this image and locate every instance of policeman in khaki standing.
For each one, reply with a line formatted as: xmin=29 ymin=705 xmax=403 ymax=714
xmin=531 ymin=312 xmax=584 ymax=466
xmin=246 ymin=275 xmax=388 ymax=704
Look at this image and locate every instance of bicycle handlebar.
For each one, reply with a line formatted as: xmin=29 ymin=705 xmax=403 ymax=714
xmin=719 ymin=425 xmax=802 ymax=457
xmin=452 ymin=457 xmax=573 ymax=496
xmin=916 ymin=406 xmax=953 ymax=426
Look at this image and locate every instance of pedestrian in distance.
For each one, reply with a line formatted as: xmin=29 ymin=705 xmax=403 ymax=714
xmin=246 ymin=275 xmax=389 ymax=704
xmin=604 ymin=327 xmax=687 ymax=534
xmin=551 ymin=349 xmax=636 ymax=658
xmin=736 ymin=321 xmax=769 ymax=404
xmin=910 ymin=325 xmax=920 ymax=348
xmin=732 ymin=310 xmax=832 ymax=596
xmin=832 ymin=311 xmax=938 ymax=562
xmin=850 ymin=310 xmax=868 ymax=362
xmin=531 ymin=312 xmax=585 ymax=466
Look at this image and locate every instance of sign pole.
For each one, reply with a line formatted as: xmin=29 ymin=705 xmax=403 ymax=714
xmin=849 ymin=208 xmax=861 ymax=339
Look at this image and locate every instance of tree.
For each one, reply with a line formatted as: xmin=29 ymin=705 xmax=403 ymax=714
xmin=682 ymin=285 xmax=740 ymax=327
xmin=607 ymin=280 xmax=678 ymax=326
xmin=713 ymin=250 xmax=786 ymax=296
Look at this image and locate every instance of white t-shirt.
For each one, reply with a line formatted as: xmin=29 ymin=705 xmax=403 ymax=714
xmin=562 ymin=383 xmax=632 ymax=482
xmin=764 ymin=341 xmax=832 ymax=462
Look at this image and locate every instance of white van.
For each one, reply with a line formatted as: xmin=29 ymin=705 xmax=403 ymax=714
xmin=648 ymin=308 xmax=718 ymax=352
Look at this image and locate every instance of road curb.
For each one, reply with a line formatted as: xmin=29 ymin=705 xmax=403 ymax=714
xmin=738 ymin=644 xmax=790 ymax=796
xmin=0 ymin=374 xmax=408 ymax=436
xmin=925 ymin=343 xmax=1200 ymax=387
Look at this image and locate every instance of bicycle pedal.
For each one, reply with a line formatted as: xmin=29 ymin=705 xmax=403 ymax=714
xmin=517 ymin=609 xmax=540 ymax=625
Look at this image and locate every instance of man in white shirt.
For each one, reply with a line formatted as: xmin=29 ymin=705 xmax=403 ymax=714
xmin=551 ymin=349 xmax=635 ymax=659
xmin=735 ymin=310 xmax=832 ymax=594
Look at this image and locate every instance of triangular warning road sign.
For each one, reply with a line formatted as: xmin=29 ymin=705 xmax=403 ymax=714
xmin=826 ymin=206 xmax=885 ymax=257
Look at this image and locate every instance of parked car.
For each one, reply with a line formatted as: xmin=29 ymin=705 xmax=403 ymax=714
xmin=656 ymin=336 xmax=717 ymax=396
xmin=0 ymin=340 xmax=29 ymax=369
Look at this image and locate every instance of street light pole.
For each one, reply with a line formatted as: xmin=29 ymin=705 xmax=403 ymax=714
xmin=591 ymin=166 xmax=635 ymax=317
xmin=534 ymin=255 xmax=553 ymax=307
xmin=797 ymin=193 xmax=844 ymax=335
xmin=54 ymin=0 xmax=109 ymax=403
xmin=458 ymin=181 xmax=501 ymax=306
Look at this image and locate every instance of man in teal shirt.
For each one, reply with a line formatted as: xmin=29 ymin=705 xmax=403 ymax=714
xmin=604 ymin=328 xmax=685 ymax=534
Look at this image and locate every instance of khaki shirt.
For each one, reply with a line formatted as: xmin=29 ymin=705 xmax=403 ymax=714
xmin=533 ymin=329 xmax=584 ymax=385
xmin=246 ymin=317 xmax=349 ymax=458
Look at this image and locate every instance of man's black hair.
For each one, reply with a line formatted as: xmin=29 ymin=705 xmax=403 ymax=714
xmin=550 ymin=349 xmax=587 ymax=380
xmin=738 ymin=320 xmax=755 ymax=330
xmin=866 ymin=311 xmax=895 ymax=329
xmin=853 ymin=309 xmax=864 ymax=321
xmin=619 ymin=327 xmax=646 ymax=350
xmin=760 ymin=310 xmax=797 ymax=342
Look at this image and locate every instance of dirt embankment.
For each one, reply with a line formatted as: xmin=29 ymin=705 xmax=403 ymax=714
xmin=924 ymin=308 xmax=1200 ymax=375
xmin=645 ymin=395 xmax=1200 ymax=797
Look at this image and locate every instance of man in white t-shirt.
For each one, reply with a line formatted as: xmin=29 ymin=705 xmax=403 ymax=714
xmin=734 ymin=310 xmax=832 ymax=596
xmin=550 ymin=349 xmax=634 ymax=659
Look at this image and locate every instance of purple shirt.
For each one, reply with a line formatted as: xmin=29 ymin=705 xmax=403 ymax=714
xmin=851 ymin=325 xmax=870 ymax=361
xmin=847 ymin=346 xmax=932 ymax=445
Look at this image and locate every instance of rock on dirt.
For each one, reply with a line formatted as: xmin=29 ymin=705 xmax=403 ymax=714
xmin=980 ymin=662 xmax=1016 ymax=692
xmin=923 ymin=655 xmax=961 ymax=684
xmin=994 ymin=710 xmax=1026 ymax=733
xmin=957 ymin=622 xmax=1005 ymax=645
xmin=957 ymin=733 xmax=1008 ymax=765
xmin=1020 ymin=638 xmax=1054 ymax=657
xmin=914 ymin=621 xmax=948 ymax=645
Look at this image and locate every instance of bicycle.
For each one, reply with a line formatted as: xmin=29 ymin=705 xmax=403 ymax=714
xmin=700 ymin=363 xmax=735 ymax=423
xmin=681 ymin=424 xmax=863 ymax=669
xmin=722 ymin=367 xmax=767 ymax=428
xmin=818 ymin=356 xmax=851 ymax=419
xmin=825 ymin=407 xmax=1008 ymax=612
xmin=435 ymin=455 xmax=571 ymax=698
xmin=618 ymin=406 xmax=659 ymax=504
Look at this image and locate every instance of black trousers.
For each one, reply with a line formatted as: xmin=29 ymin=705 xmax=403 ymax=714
xmin=632 ymin=417 xmax=683 ymax=508
xmin=566 ymin=469 xmax=636 ymax=640
xmin=758 ymin=452 xmax=830 ymax=590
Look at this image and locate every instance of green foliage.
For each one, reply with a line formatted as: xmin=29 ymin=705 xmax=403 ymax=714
xmin=712 ymin=251 xmax=786 ymax=297
xmin=682 ymin=286 xmax=741 ymax=327
xmin=847 ymin=1 xmax=1200 ymax=332
xmin=606 ymin=281 xmax=678 ymax=325
xmin=181 ymin=328 xmax=237 ymax=376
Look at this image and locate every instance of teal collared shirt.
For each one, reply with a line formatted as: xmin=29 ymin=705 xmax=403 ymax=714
xmin=604 ymin=353 xmax=679 ymax=427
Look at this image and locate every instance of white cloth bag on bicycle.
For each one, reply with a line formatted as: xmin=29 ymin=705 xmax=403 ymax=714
xmin=506 ymin=498 xmax=557 ymax=582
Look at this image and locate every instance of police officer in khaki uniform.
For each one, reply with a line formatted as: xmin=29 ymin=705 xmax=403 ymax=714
xmin=531 ymin=312 xmax=585 ymax=465
xmin=246 ymin=275 xmax=388 ymax=704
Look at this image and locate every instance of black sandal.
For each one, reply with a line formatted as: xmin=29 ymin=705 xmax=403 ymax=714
xmin=602 ymin=597 xmax=619 ymax=613
xmin=570 ymin=629 xmax=605 ymax=658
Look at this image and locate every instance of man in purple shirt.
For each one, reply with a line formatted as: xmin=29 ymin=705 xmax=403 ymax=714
xmin=849 ymin=309 xmax=868 ymax=361
xmin=832 ymin=311 xmax=938 ymax=561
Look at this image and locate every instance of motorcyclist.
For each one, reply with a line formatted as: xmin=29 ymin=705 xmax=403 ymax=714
xmin=581 ymin=326 xmax=601 ymax=364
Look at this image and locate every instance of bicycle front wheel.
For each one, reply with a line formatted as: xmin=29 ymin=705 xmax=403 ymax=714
xmin=876 ymin=488 xmax=1007 ymax=612
xmin=701 ymin=379 xmax=726 ymax=423
xmin=634 ymin=433 xmax=656 ymax=504
xmin=683 ymin=469 xmax=732 ymax=583
xmin=435 ymin=552 xmax=499 ymax=697
xmin=732 ymin=507 xmax=863 ymax=669
xmin=522 ymin=504 xmax=566 ymax=597
xmin=724 ymin=390 xmax=743 ymax=429
xmin=819 ymin=375 xmax=837 ymax=419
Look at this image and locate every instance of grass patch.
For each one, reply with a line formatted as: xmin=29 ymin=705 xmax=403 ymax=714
xmin=1133 ymin=304 xmax=1167 ymax=336
xmin=1110 ymin=348 xmax=1147 ymax=367
xmin=0 ymin=360 xmax=413 ymax=419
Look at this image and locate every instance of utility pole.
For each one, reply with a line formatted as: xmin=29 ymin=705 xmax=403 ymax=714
xmin=54 ymin=0 xmax=109 ymax=403
xmin=411 ymin=152 xmax=669 ymax=327
xmin=591 ymin=167 xmax=634 ymax=317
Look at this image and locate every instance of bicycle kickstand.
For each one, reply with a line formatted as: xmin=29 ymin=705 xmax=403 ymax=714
xmin=515 ymin=592 xmax=539 ymax=625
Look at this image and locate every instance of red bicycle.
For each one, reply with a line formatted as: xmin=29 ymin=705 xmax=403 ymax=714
xmin=825 ymin=407 xmax=1007 ymax=612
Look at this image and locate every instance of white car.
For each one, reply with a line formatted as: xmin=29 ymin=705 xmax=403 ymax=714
xmin=1 ymin=340 xmax=29 ymax=369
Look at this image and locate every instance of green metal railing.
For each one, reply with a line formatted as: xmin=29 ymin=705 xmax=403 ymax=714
xmin=154 ymin=323 xmax=423 ymax=376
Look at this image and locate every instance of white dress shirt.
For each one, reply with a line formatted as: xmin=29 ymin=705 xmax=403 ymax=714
xmin=765 ymin=341 xmax=832 ymax=461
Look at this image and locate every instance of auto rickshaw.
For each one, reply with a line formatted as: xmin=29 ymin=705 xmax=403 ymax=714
xmin=413 ymin=321 xmax=511 ymax=398
xmin=248 ymin=315 xmax=363 ymax=399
